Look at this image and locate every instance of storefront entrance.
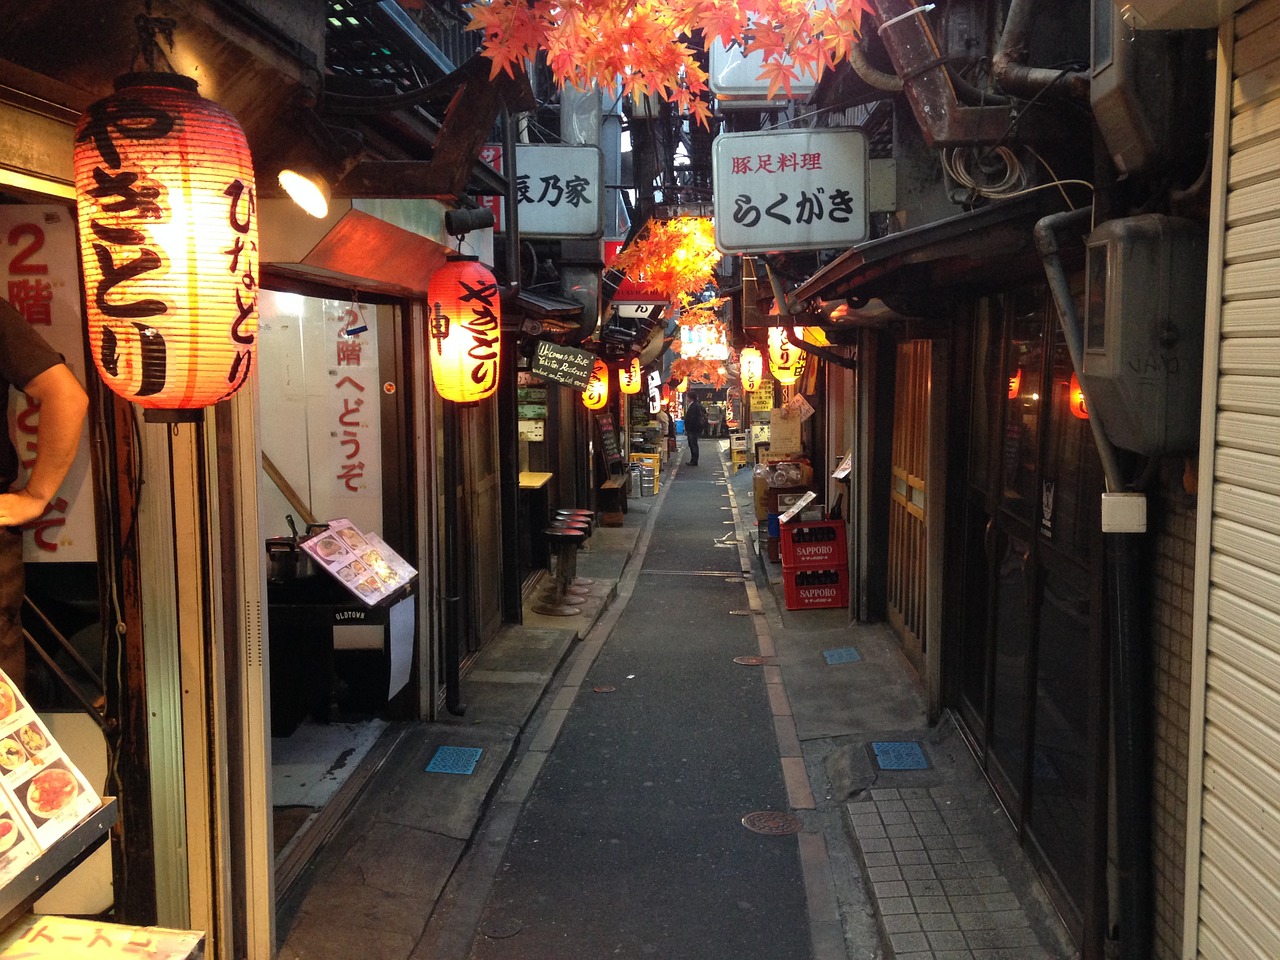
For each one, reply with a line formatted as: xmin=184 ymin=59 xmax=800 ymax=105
xmin=949 ymin=287 xmax=1108 ymax=951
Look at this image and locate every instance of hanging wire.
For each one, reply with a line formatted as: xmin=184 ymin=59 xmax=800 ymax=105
xmin=133 ymin=0 xmax=179 ymax=73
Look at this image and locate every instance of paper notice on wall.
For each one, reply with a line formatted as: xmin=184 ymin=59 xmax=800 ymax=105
xmin=768 ymin=407 xmax=802 ymax=456
xmin=784 ymin=392 xmax=815 ymax=421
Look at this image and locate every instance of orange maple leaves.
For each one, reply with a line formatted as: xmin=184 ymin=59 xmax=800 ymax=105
xmin=611 ymin=216 xmax=721 ymax=301
xmin=465 ymin=0 xmax=874 ymax=121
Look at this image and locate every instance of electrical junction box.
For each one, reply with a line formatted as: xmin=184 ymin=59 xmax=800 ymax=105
xmin=1082 ymin=214 xmax=1207 ymax=457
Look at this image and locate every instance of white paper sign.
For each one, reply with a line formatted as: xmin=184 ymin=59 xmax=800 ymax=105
xmin=515 ymin=145 xmax=605 ymax=238
xmin=713 ymin=128 xmax=869 ymax=253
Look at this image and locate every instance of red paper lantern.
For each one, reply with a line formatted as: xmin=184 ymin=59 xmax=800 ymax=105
xmin=739 ymin=346 xmax=763 ymax=392
xmin=1008 ymin=368 xmax=1023 ymax=400
xmin=582 ymin=359 xmax=610 ymax=410
xmin=427 ymin=255 xmax=502 ymax=403
xmin=1068 ymin=372 xmax=1089 ymax=419
xmin=618 ymin=357 xmax=642 ymax=395
xmin=768 ymin=326 xmax=805 ymax=386
xmin=74 ymin=73 xmax=257 ymax=412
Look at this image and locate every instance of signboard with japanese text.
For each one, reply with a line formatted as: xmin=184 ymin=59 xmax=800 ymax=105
xmin=712 ymin=129 xmax=869 ymax=254
xmin=515 ymin=144 xmax=605 ymax=238
xmin=749 ymin=381 xmax=775 ymax=411
xmin=300 ymin=518 xmax=416 ymax=608
xmin=531 ymin=340 xmax=595 ymax=390
xmin=1 ymin=206 xmax=97 ymax=564
xmin=477 ymin=143 xmax=505 ymax=232
xmin=256 ymin=291 xmax=384 ymax=542
xmin=0 ymin=915 xmax=203 ymax=959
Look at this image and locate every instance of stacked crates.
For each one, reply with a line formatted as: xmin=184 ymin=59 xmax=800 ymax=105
xmin=730 ymin=432 xmax=748 ymax=469
xmin=629 ymin=453 xmax=660 ymax=496
xmin=779 ymin=519 xmax=848 ymax=610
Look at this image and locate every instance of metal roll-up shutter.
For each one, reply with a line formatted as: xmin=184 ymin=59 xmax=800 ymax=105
xmin=1193 ymin=0 xmax=1280 ymax=955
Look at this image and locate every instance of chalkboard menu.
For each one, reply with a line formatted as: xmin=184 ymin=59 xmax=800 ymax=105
xmin=595 ymin=412 xmax=624 ymax=467
xmin=532 ymin=340 xmax=595 ymax=390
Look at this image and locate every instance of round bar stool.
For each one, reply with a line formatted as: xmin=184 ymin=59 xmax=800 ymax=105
xmin=553 ymin=510 xmax=595 ymax=585
xmin=543 ymin=519 xmax=591 ymax=597
xmin=533 ymin=526 xmax=588 ymax=616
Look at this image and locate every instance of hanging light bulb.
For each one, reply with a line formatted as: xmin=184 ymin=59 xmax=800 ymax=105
xmin=582 ymin=358 xmax=610 ymax=410
xmin=618 ymin=357 xmax=642 ymax=395
xmin=768 ymin=326 xmax=805 ymax=386
xmin=739 ymin=346 xmax=763 ymax=392
xmin=74 ymin=72 xmax=258 ymax=414
xmin=677 ymin=375 xmax=689 ymax=393
xmin=427 ymin=255 xmax=503 ymax=403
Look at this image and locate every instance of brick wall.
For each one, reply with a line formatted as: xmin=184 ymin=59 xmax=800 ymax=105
xmin=1149 ymin=469 xmax=1196 ymax=960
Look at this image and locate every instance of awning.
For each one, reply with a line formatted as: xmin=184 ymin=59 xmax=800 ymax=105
xmin=790 ymin=192 xmax=1067 ymax=314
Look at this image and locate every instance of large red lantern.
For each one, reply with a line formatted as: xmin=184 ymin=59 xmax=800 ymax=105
xmin=1068 ymin=372 xmax=1089 ymax=419
xmin=739 ymin=346 xmax=763 ymax=392
xmin=618 ymin=357 xmax=642 ymax=395
xmin=427 ymin=255 xmax=502 ymax=403
xmin=768 ymin=326 xmax=805 ymax=386
xmin=74 ymin=73 xmax=257 ymax=414
xmin=582 ymin=359 xmax=609 ymax=410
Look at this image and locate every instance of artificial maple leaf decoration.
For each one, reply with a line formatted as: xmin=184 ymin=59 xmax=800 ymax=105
xmin=465 ymin=0 xmax=875 ymax=123
xmin=612 ymin=217 xmax=722 ymax=302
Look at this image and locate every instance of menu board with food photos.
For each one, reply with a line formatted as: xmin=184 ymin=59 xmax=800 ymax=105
xmin=0 ymin=670 xmax=101 ymax=884
xmin=299 ymin=518 xmax=418 ymax=607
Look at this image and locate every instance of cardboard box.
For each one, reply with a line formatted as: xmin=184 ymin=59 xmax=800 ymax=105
xmin=765 ymin=485 xmax=809 ymax=515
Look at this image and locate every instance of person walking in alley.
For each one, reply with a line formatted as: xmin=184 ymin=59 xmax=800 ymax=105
xmin=0 ymin=298 xmax=89 ymax=691
xmin=684 ymin=394 xmax=705 ymax=465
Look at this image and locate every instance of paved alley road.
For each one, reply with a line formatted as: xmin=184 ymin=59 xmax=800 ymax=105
xmin=465 ymin=458 xmax=813 ymax=960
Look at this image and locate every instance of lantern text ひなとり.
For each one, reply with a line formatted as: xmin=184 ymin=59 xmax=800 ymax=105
xmin=73 ymin=73 xmax=258 ymax=414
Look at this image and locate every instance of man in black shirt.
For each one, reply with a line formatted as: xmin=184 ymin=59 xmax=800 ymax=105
xmin=683 ymin=396 xmax=705 ymax=466
xmin=0 ymin=299 xmax=89 ymax=690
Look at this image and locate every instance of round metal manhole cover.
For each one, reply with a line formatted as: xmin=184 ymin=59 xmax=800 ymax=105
xmin=593 ymin=685 xmax=617 ymax=693
xmin=481 ymin=918 xmax=523 ymax=940
xmin=733 ymin=655 xmax=769 ymax=665
xmin=741 ymin=811 xmax=803 ymax=835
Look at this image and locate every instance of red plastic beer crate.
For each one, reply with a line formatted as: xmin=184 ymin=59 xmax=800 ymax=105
xmin=783 ymin=567 xmax=849 ymax=610
xmin=780 ymin=520 xmax=846 ymax=569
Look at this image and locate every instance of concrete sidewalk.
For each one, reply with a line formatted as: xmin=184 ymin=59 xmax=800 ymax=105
xmin=277 ymin=441 xmax=1076 ymax=960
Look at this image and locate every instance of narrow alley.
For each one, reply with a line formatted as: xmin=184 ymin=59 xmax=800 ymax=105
xmin=276 ymin=438 xmax=1079 ymax=960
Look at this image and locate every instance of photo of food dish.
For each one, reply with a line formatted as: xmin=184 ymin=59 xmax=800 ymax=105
xmin=0 ymin=738 xmax=25 ymax=772
xmin=17 ymin=723 xmax=47 ymax=757
xmin=355 ymin=577 xmax=380 ymax=597
xmin=24 ymin=765 xmax=80 ymax=820
xmin=338 ymin=527 xmax=367 ymax=550
xmin=0 ymin=680 xmax=15 ymax=721
xmin=312 ymin=536 xmax=346 ymax=561
xmin=0 ymin=815 xmax=21 ymax=855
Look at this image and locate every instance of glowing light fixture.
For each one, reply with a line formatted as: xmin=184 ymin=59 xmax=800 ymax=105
xmin=1068 ymin=372 xmax=1089 ymax=419
xmin=74 ymin=72 xmax=258 ymax=415
xmin=768 ymin=326 xmax=805 ymax=386
xmin=428 ymin=255 xmax=502 ymax=403
xmin=278 ymin=165 xmax=330 ymax=218
xmin=677 ymin=376 xmax=689 ymax=393
xmin=618 ymin=357 xmax=642 ymax=395
xmin=582 ymin=359 xmax=610 ymax=410
xmin=1008 ymin=368 xmax=1023 ymax=400
xmin=739 ymin=347 xmax=763 ymax=392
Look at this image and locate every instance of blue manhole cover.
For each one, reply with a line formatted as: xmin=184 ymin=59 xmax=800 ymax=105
xmin=426 ymin=745 xmax=483 ymax=775
xmin=823 ymin=647 xmax=862 ymax=665
xmin=871 ymin=741 xmax=929 ymax=770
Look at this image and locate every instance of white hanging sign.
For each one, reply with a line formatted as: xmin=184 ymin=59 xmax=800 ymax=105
xmin=515 ymin=144 xmax=605 ymax=238
xmin=712 ymin=128 xmax=869 ymax=254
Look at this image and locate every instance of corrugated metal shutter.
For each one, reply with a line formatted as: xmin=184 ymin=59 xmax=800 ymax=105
xmin=1194 ymin=0 xmax=1280 ymax=955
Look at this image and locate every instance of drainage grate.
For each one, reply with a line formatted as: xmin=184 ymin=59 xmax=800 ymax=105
xmin=822 ymin=646 xmax=862 ymax=665
xmin=871 ymin=741 xmax=929 ymax=770
xmin=741 ymin=811 xmax=803 ymax=835
xmin=426 ymin=745 xmax=484 ymax=775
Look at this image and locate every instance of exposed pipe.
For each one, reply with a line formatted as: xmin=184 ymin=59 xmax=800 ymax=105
xmin=442 ymin=407 xmax=466 ymax=716
xmin=765 ymin=265 xmax=857 ymax=371
xmin=1035 ymin=207 xmax=1152 ymax=960
xmin=849 ymin=41 xmax=904 ymax=93
xmin=991 ymin=0 xmax=1090 ymax=100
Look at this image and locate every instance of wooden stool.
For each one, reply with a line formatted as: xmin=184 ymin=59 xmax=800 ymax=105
xmin=533 ymin=526 xmax=587 ymax=617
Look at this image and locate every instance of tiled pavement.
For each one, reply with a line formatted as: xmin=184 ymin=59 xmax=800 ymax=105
xmin=847 ymin=784 xmax=1071 ymax=959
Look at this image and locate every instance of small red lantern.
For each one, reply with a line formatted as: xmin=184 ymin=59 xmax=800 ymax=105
xmin=677 ymin=375 xmax=689 ymax=393
xmin=739 ymin=346 xmax=763 ymax=392
xmin=1008 ymin=368 xmax=1023 ymax=400
xmin=618 ymin=357 xmax=642 ymax=395
xmin=768 ymin=326 xmax=805 ymax=386
xmin=74 ymin=73 xmax=258 ymax=414
xmin=1068 ymin=372 xmax=1089 ymax=419
xmin=582 ymin=359 xmax=609 ymax=410
xmin=427 ymin=255 xmax=502 ymax=403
